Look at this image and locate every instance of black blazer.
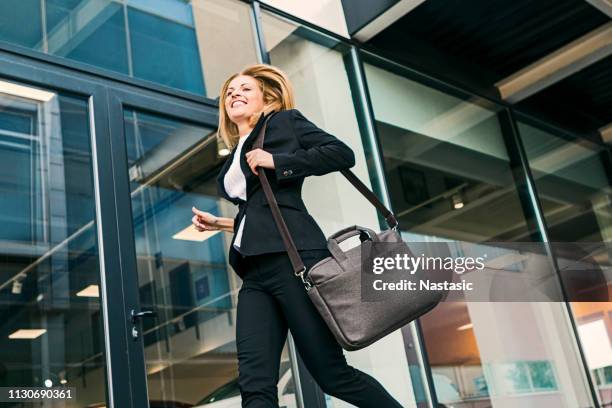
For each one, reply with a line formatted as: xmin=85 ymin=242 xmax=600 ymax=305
xmin=216 ymin=109 xmax=356 ymax=278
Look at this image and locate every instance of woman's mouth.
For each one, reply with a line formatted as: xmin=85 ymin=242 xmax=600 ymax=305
xmin=232 ymin=100 xmax=247 ymax=107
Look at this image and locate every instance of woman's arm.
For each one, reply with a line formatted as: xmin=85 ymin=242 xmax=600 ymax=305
xmin=192 ymin=207 xmax=234 ymax=233
xmin=272 ymin=109 xmax=356 ymax=182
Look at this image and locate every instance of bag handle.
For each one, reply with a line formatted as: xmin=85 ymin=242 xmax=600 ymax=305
xmin=251 ymin=112 xmax=398 ymax=288
xmin=328 ymin=225 xmax=379 ymax=244
xmin=327 ymin=225 xmax=379 ymax=265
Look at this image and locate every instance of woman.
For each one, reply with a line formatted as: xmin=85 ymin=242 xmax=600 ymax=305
xmin=191 ymin=64 xmax=402 ymax=408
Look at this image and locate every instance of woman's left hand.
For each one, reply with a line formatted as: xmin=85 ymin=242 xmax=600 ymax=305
xmin=245 ymin=148 xmax=275 ymax=175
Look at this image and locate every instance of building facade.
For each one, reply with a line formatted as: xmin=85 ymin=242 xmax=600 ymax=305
xmin=0 ymin=0 xmax=610 ymax=407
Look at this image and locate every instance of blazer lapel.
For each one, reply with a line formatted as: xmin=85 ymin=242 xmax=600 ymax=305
xmin=218 ymin=111 xmax=276 ymax=202
xmin=242 ymin=111 xmax=273 ymax=153
xmin=240 ymin=111 xmax=277 ymax=186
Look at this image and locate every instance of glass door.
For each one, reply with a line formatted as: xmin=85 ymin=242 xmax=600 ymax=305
xmin=107 ymin=91 xmax=300 ymax=408
xmin=0 ymin=77 xmax=109 ymax=406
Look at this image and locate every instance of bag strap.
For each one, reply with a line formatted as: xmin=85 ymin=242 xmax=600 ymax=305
xmin=340 ymin=169 xmax=398 ymax=229
xmin=251 ymin=112 xmax=398 ymax=286
xmin=253 ymin=113 xmax=307 ymax=279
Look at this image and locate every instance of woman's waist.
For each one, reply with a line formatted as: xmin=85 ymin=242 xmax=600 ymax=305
xmin=235 ymin=209 xmax=327 ymax=252
xmin=241 ymin=248 xmax=331 ymax=274
xmin=240 ymin=189 xmax=307 ymax=212
xmin=232 ymin=239 xmax=328 ymax=258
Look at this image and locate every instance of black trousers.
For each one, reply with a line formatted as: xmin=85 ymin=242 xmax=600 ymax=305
xmin=236 ymin=249 xmax=403 ymax=408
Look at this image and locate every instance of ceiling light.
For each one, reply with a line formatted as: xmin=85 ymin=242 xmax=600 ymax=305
xmin=11 ymin=280 xmax=22 ymax=295
xmin=44 ymin=379 xmax=53 ymax=388
xmin=77 ymin=285 xmax=100 ymax=298
xmin=0 ymin=79 xmax=56 ymax=102
xmin=9 ymin=329 xmax=47 ymax=339
xmin=217 ymin=137 xmax=230 ymax=157
xmin=451 ymin=194 xmax=464 ymax=210
xmin=173 ymin=225 xmax=221 ymax=242
xmin=600 ymin=122 xmax=612 ymax=144
xmin=60 ymin=379 xmax=67 ymax=385
xmin=457 ymin=323 xmax=473 ymax=331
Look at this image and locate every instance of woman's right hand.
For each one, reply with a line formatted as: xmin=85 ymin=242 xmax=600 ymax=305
xmin=192 ymin=206 xmax=220 ymax=231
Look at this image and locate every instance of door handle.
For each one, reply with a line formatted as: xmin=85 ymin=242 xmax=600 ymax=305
xmin=130 ymin=308 xmax=157 ymax=340
xmin=131 ymin=309 xmax=157 ymax=323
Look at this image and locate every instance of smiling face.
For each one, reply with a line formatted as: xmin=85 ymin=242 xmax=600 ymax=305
xmin=218 ymin=64 xmax=295 ymax=149
xmin=223 ymin=75 xmax=265 ymax=126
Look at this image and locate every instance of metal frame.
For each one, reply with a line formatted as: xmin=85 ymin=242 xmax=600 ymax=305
xmin=344 ymin=45 xmax=437 ymax=408
xmin=0 ymin=45 xmax=222 ymax=408
xmin=252 ymin=1 xmax=271 ymax=65
xmin=104 ymin=86 xmax=219 ymax=408
xmin=0 ymin=39 xmax=218 ymax=108
xmin=505 ymin=108 xmax=602 ymax=407
xmin=0 ymin=49 xmax=136 ymax=408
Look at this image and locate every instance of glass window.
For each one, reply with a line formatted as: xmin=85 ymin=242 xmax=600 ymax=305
xmin=363 ymin=59 xmax=596 ymax=408
xmin=518 ymin=119 xmax=612 ymax=406
xmin=485 ymin=360 xmax=558 ymax=396
xmin=260 ymin=11 xmax=422 ymax=407
xmin=364 ymin=62 xmax=530 ymax=241
xmin=517 ymin=120 xmax=611 ymax=245
xmin=191 ymin=0 xmax=260 ymax=99
xmin=128 ymin=5 xmax=204 ymax=94
xmin=122 ymin=109 xmax=299 ymax=407
xmin=45 ymin=0 xmax=129 ymax=74
xmin=0 ymin=79 xmax=107 ymax=406
xmin=128 ymin=0 xmax=194 ymax=26
xmin=0 ymin=0 xmax=259 ymax=97
xmin=0 ymin=0 xmax=42 ymax=49
xmin=259 ymin=0 xmax=349 ymax=38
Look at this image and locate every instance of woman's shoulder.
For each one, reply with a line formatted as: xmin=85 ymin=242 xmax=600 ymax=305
xmin=271 ymin=108 xmax=310 ymax=122
xmin=270 ymin=108 xmax=297 ymax=121
xmin=269 ymin=109 xmax=312 ymax=130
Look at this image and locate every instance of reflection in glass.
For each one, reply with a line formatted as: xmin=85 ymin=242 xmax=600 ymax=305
xmin=259 ymin=0 xmax=349 ymax=37
xmin=128 ymin=5 xmax=204 ymax=95
xmin=123 ymin=109 xmax=298 ymax=407
xmin=0 ymin=0 xmax=259 ymax=97
xmin=191 ymin=0 xmax=260 ymax=99
xmin=45 ymin=0 xmax=129 ymax=74
xmin=518 ymin=120 xmax=611 ymax=248
xmin=0 ymin=0 xmax=43 ymax=49
xmin=518 ymin=120 xmax=612 ymax=406
xmin=364 ymin=61 xmax=595 ymax=408
xmin=0 ymin=80 xmax=107 ymax=406
xmin=365 ymin=63 xmax=534 ymax=242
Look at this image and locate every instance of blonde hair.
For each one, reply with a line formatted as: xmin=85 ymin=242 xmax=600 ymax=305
xmin=218 ymin=64 xmax=295 ymax=149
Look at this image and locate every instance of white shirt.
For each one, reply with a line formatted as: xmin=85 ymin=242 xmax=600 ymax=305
xmin=223 ymin=132 xmax=250 ymax=250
